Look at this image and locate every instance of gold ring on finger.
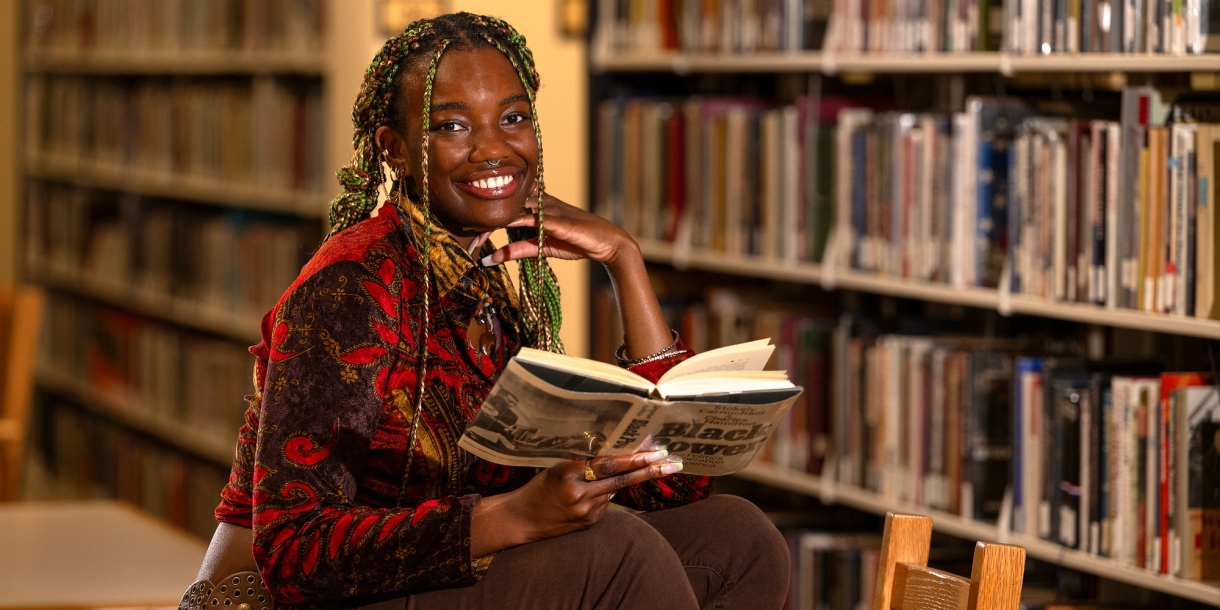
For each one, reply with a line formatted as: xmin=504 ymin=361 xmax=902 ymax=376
xmin=583 ymin=459 xmax=597 ymax=482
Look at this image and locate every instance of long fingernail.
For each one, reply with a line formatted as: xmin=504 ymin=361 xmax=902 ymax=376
xmin=644 ymin=449 xmax=668 ymax=464
xmin=660 ymin=462 xmax=683 ymax=475
xmin=481 ymin=254 xmax=499 ymax=267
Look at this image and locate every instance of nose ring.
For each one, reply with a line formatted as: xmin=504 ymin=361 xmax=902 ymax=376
xmin=488 ymin=159 xmax=501 ymax=166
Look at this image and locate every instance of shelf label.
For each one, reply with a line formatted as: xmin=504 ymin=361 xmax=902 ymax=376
xmin=997 ymin=261 xmax=1013 ymax=316
xmin=997 ymin=485 xmax=1013 ymax=544
xmin=820 ymin=51 xmax=837 ymax=76
xmin=672 ymin=215 xmax=694 ymax=271
xmin=999 ymin=53 xmax=1014 ymax=77
xmin=820 ymin=232 xmax=841 ymax=290
xmin=818 ymin=456 xmax=838 ymax=504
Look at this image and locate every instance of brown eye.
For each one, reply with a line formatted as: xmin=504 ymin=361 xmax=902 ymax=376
xmin=503 ymin=112 xmax=530 ymax=126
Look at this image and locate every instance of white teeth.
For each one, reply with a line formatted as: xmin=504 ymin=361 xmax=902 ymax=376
xmin=471 ymin=175 xmax=514 ymax=190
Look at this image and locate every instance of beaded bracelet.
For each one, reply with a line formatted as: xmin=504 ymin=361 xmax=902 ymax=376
xmin=615 ymin=329 xmax=687 ymax=368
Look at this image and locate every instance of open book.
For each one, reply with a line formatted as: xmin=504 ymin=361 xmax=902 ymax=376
xmin=457 ymin=339 xmax=803 ymax=476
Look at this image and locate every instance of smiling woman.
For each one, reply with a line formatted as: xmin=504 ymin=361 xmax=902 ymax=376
xmin=376 ymin=48 xmax=537 ymax=241
xmin=181 ymin=13 xmax=790 ymax=610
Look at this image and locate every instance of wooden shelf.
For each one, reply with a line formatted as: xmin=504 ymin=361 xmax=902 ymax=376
xmin=26 ymin=153 xmax=330 ymax=217
xmin=635 ymin=239 xmax=1220 ymax=340
xmin=25 ymin=48 xmax=325 ymax=75
xmin=30 ymin=263 xmax=263 ymax=344
xmin=592 ymin=50 xmax=1220 ymax=74
xmin=735 ymin=462 xmax=1220 ymax=607
xmin=36 ymin=368 xmax=234 ymax=468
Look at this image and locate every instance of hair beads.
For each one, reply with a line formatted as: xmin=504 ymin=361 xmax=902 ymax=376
xmin=326 ymin=13 xmax=563 ymax=355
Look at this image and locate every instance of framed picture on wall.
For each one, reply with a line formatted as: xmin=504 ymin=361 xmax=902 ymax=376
xmin=378 ymin=0 xmax=450 ymax=35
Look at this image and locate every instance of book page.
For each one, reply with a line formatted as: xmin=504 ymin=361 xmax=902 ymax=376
xmin=516 ymin=347 xmax=654 ymax=391
xmin=658 ymin=338 xmax=776 ymax=384
xmin=459 ymin=361 xmax=648 ymax=468
xmin=656 ymin=370 xmax=793 ymax=398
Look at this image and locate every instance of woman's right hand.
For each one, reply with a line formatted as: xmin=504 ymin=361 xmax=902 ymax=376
xmin=470 ymin=450 xmax=680 ymax=557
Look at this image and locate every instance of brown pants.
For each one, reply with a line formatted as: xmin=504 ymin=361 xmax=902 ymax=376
xmin=404 ymin=494 xmax=789 ymax=610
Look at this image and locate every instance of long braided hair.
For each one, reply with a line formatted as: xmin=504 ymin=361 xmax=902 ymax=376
xmin=327 ymin=13 xmax=564 ymax=354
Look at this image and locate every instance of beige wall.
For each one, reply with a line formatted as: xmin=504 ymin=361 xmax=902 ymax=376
xmin=0 ymin=2 xmax=19 ymax=287
xmin=325 ymin=1 xmax=590 ymax=356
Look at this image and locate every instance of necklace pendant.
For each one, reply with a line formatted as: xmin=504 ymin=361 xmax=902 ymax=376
xmin=470 ymin=297 xmax=499 ymax=358
xmin=478 ymin=332 xmax=496 ymax=357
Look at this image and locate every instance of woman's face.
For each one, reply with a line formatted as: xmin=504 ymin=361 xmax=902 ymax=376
xmin=387 ymin=47 xmax=539 ymax=243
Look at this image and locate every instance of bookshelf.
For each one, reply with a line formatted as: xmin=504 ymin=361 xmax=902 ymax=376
xmin=29 ymin=266 xmax=262 ymax=344
xmin=740 ymin=462 xmax=1220 ymax=607
xmin=15 ymin=0 xmax=595 ymax=541
xmin=635 ymin=239 xmax=1220 ymax=341
xmin=25 ymin=49 xmax=326 ymax=75
xmin=26 ymin=154 xmax=330 ymax=216
xmin=593 ymin=50 xmax=1220 ymax=75
xmin=588 ymin=2 xmax=1220 ymax=606
xmin=35 ymin=368 xmax=234 ymax=468
xmin=15 ymin=0 xmax=345 ymax=537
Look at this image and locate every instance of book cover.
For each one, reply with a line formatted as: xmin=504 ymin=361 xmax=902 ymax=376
xmin=962 ymin=351 xmax=1014 ymax=522
xmin=1042 ymin=360 xmax=1089 ymax=544
xmin=1159 ymin=372 xmax=1212 ymax=573
xmin=1176 ymin=384 xmax=1220 ymax=579
xmin=1014 ymin=357 xmax=1044 ymax=536
xmin=969 ymin=97 xmax=1031 ymax=288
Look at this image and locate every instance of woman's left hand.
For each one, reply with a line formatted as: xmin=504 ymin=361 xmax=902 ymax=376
xmin=483 ymin=193 xmax=673 ymax=361
xmin=480 ymin=194 xmax=637 ymax=269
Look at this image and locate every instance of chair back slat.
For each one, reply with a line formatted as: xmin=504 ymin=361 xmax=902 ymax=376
xmin=890 ymin=564 xmax=970 ymax=610
xmin=0 ymin=286 xmax=44 ymax=501
xmin=874 ymin=513 xmax=1026 ymax=610
xmin=0 ymin=290 xmax=13 ymax=405
xmin=873 ymin=513 xmax=934 ymax=610
xmin=967 ymin=542 xmax=1026 ymax=610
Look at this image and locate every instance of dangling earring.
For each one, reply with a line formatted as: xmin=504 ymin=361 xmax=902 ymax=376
xmin=373 ymin=150 xmax=398 ymax=217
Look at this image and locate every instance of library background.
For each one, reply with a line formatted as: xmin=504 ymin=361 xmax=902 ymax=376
xmin=0 ymin=0 xmax=1218 ymax=607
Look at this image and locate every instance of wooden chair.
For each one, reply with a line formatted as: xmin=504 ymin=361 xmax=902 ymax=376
xmin=873 ymin=513 xmax=1026 ymax=610
xmin=0 ymin=286 xmax=44 ymax=502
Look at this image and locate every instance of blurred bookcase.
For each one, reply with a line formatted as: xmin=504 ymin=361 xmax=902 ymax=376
xmin=15 ymin=0 xmax=369 ymax=540
xmin=587 ymin=0 xmax=1220 ymax=606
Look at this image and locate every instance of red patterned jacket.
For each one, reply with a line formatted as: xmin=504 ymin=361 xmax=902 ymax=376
xmin=214 ymin=203 xmax=710 ymax=607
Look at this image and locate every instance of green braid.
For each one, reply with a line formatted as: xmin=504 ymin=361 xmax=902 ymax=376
xmin=416 ymin=39 xmax=450 ymax=263
xmin=327 ymin=20 xmax=437 ymax=237
xmin=470 ymin=14 xmax=564 ymax=353
xmin=326 ymin=13 xmax=563 ymax=354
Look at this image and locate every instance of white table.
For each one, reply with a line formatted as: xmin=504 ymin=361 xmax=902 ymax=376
xmin=0 ymin=500 xmax=206 ymax=609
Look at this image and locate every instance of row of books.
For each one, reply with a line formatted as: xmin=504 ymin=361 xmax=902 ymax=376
xmin=34 ymin=395 xmax=231 ymax=540
xmin=26 ymin=75 xmax=327 ymax=194
xmin=826 ymin=0 xmax=1218 ymax=54
xmin=594 ymin=0 xmax=1218 ymax=55
xmin=24 ymin=182 xmax=312 ymax=319
xmin=833 ymin=333 xmax=1218 ymax=579
xmin=595 ymin=95 xmax=837 ymax=263
xmin=782 ymin=531 xmax=880 ymax=610
xmin=609 ymin=283 xmax=1220 ymax=580
xmin=594 ymin=0 xmax=831 ymax=53
xmin=40 ymin=295 xmax=255 ymax=453
xmin=831 ymin=329 xmax=1216 ymax=578
xmin=1001 ymin=0 xmax=1217 ymax=55
xmin=823 ymin=0 xmax=1004 ymax=52
xmin=1011 ymin=361 xmax=1220 ymax=579
xmin=26 ymin=0 xmax=325 ymax=54
xmin=594 ymin=90 xmax=1220 ymax=320
xmin=837 ymin=91 xmax=1220 ymax=316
